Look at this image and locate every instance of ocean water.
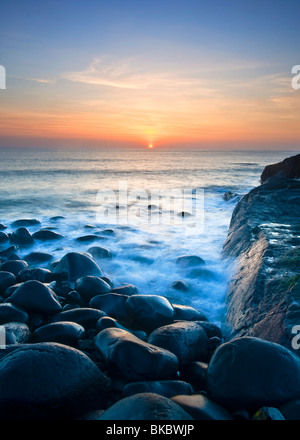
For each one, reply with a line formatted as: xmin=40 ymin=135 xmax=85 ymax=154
xmin=0 ymin=148 xmax=297 ymax=325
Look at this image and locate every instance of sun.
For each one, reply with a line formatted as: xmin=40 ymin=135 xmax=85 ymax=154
xmin=148 ymin=143 xmax=154 ymax=149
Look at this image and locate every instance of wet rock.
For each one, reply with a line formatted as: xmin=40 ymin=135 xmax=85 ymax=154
xmin=223 ymin=191 xmax=240 ymax=202
xmin=87 ymin=246 xmax=112 ymax=260
xmin=252 ymin=407 xmax=285 ymax=420
xmin=170 ymin=280 xmax=190 ymax=292
xmin=75 ymin=235 xmax=105 ymax=243
xmin=261 ymin=153 xmax=300 ymax=184
xmin=125 ymin=295 xmax=174 ymax=331
xmin=32 ymin=230 xmax=64 ymax=241
xmin=171 ymin=394 xmax=233 ymax=420
xmin=0 ymin=246 xmax=18 ymax=258
xmin=30 ymin=321 xmax=85 ymax=347
xmin=0 ymin=271 xmax=16 ymax=293
xmin=0 ymin=232 xmax=9 ymax=244
xmin=172 ymin=304 xmax=208 ymax=322
xmin=53 ymin=252 xmax=102 ymax=282
xmin=280 ymin=399 xmax=300 ymax=420
xmin=0 ymin=302 xmax=29 ymax=324
xmin=11 ymin=219 xmax=40 ymax=227
xmin=90 ymin=293 xmax=130 ymax=323
xmin=207 ymin=336 xmax=300 ymax=411
xmin=111 ymin=284 xmax=138 ymax=296
xmin=17 ymin=268 xmax=53 ymax=283
xmin=95 ymin=328 xmax=179 ymax=381
xmin=98 ymin=393 xmax=193 ymax=420
xmin=8 ymin=280 xmax=62 ymax=315
xmin=24 ymin=252 xmax=54 ymax=264
xmin=0 ymin=342 xmax=111 ymax=419
xmin=0 ymin=224 xmax=7 ymax=230
xmin=75 ymin=275 xmax=111 ymax=302
xmin=51 ymin=307 xmax=106 ymax=330
xmin=176 ymin=255 xmax=205 ymax=268
xmin=148 ymin=321 xmax=208 ymax=364
xmin=123 ymin=380 xmax=193 ymax=398
xmin=179 ymin=361 xmax=208 ymax=392
xmin=1 ymin=260 xmax=28 ymax=277
xmin=2 ymin=322 xmax=30 ymax=345
xmin=10 ymin=228 xmax=34 ymax=246
xmin=96 ymin=316 xmax=147 ymax=341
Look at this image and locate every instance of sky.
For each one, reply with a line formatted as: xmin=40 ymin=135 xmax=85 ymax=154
xmin=0 ymin=0 xmax=300 ymax=150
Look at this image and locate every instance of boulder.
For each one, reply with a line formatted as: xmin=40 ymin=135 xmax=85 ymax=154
xmin=51 ymin=307 xmax=106 ymax=330
xmin=172 ymin=304 xmax=208 ymax=322
xmin=97 ymin=393 xmax=193 ymax=420
xmin=172 ymin=394 xmax=233 ymax=420
xmin=123 ymin=380 xmax=193 ymax=398
xmin=17 ymin=268 xmax=53 ymax=283
xmin=53 ymin=252 xmax=102 ymax=281
xmin=90 ymin=293 xmax=130 ymax=323
xmin=179 ymin=361 xmax=208 ymax=392
xmin=0 ymin=303 xmax=29 ymax=325
xmin=87 ymin=246 xmax=112 ymax=260
xmin=111 ymin=284 xmax=138 ymax=296
xmin=261 ymin=153 xmax=300 ymax=184
xmin=176 ymin=255 xmax=205 ymax=268
xmin=32 ymin=230 xmax=64 ymax=241
xmin=30 ymin=321 xmax=85 ymax=347
xmin=0 ymin=342 xmax=111 ymax=419
xmin=96 ymin=316 xmax=147 ymax=341
xmin=75 ymin=276 xmax=111 ymax=302
xmin=8 ymin=280 xmax=62 ymax=315
xmin=1 ymin=260 xmax=28 ymax=277
xmin=0 ymin=232 xmax=9 ymax=244
xmin=11 ymin=219 xmax=40 ymax=227
xmin=24 ymin=252 xmax=54 ymax=264
xmin=125 ymin=295 xmax=174 ymax=331
xmin=206 ymin=336 xmax=300 ymax=411
xmin=10 ymin=228 xmax=34 ymax=246
xmin=95 ymin=328 xmax=179 ymax=381
xmin=0 ymin=271 xmax=16 ymax=293
xmin=148 ymin=321 xmax=208 ymax=364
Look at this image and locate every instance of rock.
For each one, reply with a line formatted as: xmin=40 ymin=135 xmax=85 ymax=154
xmin=123 ymin=380 xmax=193 ymax=398
xmin=17 ymin=268 xmax=53 ymax=283
xmin=111 ymin=284 xmax=138 ymax=296
xmin=30 ymin=321 xmax=85 ymax=347
xmin=96 ymin=316 xmax=147 ymax=341
xmin=51 ymin=307 xmax=106 ymax=330
xmin=24 ymin=252 xmax=54 ymax=264
xmin=90 ymin=293 xmax=130 ymax=323
xmin=97 ymin=393 xmax=193 ymax=420
xmin=222 ymin=170 xmax=300 ymax=349
xmin=170 ymin=280 xmax=190 ymax=292
xmin=261 ymin=153 xmax=300 ymax=184
xmin=223 ymin=191 xmax=240 ymax=202
xmin=148 ymin=321 xmax=208 ymax=364
xmin=0 ymin=271 xmax=16 ymax=293
xmin=2 ymin=322 xmax=30 ymax=345
xmin=252 ymin=407 xmax=286 ymax=420
xmin=0 ymin=342 xmax=111 ymax=419
xmin=32 ymin=230 xmax=64 ymax=241
xmin=179 ymin=361 xmax=208 ymax=392
xmin=87 ymin=246 xmax=112 ymax=260
xmin=8 ymin=280 xmax=62 ymax=315
xmin=75 ymin=276 xmax=111 ymax=302
xmin=206 ymin=336 xmax=300 ymax=411
xmin=10 ymin=228 xmax=34 ymax=245
xmin=1 ymin=260 xmax=28 ymax=276
xmin=95 ymin=328 xmax=179 ymax=381
xmin=171 ymin=394 xmax=233 ymax=420
xmin=0 ymin=224 xmax=7 ymax=230
xmin=125 ymin=295 xmax=174 ymax=331
xmin=0 ymin=246 xmax=18 ymax=258
xmin=176 ymin=255 xmax=205 ymax=268
xmin=172 ymin=304 xmax=208 ymax=322
xmin=280 ymin=399 xmax=300 ymax=420
xmin=53 ymin=252 xmax=102 ymax=281
xmin=75 ymin=235 xmax=105 ymax=243
xmin=0 ymin=232 xmax=9 ymax=244
xmin=11 ymin=219 xmax=40 ymax=227
xmin=0 ymin=303 xmax=29 ymax=324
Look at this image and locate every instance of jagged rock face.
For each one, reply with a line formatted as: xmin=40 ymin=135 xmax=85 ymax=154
xmin=261 ymin=153 xmax=300 ymax=184
xmin=223 ymin=155 xmax=300 ymax=354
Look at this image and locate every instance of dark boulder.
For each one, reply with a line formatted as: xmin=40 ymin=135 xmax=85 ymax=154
xmin=24 ymin=252 xmax=54 ymax=264
xmin=75 ymin=276 xmax=111 ymax=302
xmin=125 ymin=295 xmax=174 ymax=331
xmin=51 ymin=307 xmax=106 ymax=330
xmin=0 ymin=271 xmax=16 ymax=293
xmin=261 ymin=153 xmax=300 ymax=184
xmin=10 ymin=228 xmax=34 ymax=246
xmin=0 ymin=342 xmax=111 ymax=419
xmin=148 ymin=321 xmax=208 ymax=364
xmin=171 ymin=394 xmax=233 ymax=420
xmin=96 ymin=316 xmax=147 ymax=341
xmin=0 ymin=232 xmax=9 ymax=244
xmin=30 ymin=321 xmax=85 ymax=347
xmin=17 ymin=268 xmax=53 ymax=283
xmin=1 ymin=260 xmax=28 ymax=277
xmin=87 ymin=246 xmax=112 ymax=260
xmin=97 ymin=393 xmax=193 ymax=420
xmin=170 ymin=280 xmax=190 ymax=292
xmin=172 ymin=304 xmax=208 ymax=322
xmin=123 ymin=380 xmax=193 ymax=399
xmin=206 ymin=336 xmax=300 ymax=411
xmin=176 ymin=255 xmax=205 ymax=268
xmin=0 ymin=302 xmax=28 ymax=325
xmin=111 ymin=284 xmax=138 ymax=296
xmin=53 ymin=252 xmax=102 ymax=281
xmin=179 ymin=361 xmax=208 ymax=392
xmin=8 ymin=280 xmax=62 ymax=315
xmin=11 ymin=219 xmax=40 ymax=227
xmin=90 ymin=293 xmax=130 ymax=323
xmin=95 ymin=328 xmax=179 ymax=381
xmin=32 ymin=230 xmax=64 ymax=241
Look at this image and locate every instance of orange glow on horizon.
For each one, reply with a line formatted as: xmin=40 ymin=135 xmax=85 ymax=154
xmin=148 ymin=143 xmax=153 ymax=149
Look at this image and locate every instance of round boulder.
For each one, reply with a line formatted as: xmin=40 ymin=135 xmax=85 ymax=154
xmin=125 ymin=295 xmax=174 ymax=331
xmin=30 ymin=321 xmax=85 ymax=347
xmin=32 ymin=230 xmax=64 ymax=241
xmin=0 ymin=271 xmax=16 ymax=293
xmin=51 ymin=307 xmax=106 ymax=330
xmin=0 ymin=303 xmax=29 ymax=325
xmin=206 ymin=336 xmax=300 ymax=411
xmin=90 ymin=293 xmax=130 ymax=323
xmin=171 ymin=394 xmax=233 ymax=420
xmin=1 ymin=260 xmax=28 ymax=277
xmin=75 ymin=276 xmax=111 ymax=302
xmin=123 ymin=380 xmax=193 ymax=399
xmin=0 ymin=342 xmax=111 ymax=419
xmin=10 ymin=228 xmax=34 ymax=246
xmin=53 ymin=252 xmax=102 ymax=281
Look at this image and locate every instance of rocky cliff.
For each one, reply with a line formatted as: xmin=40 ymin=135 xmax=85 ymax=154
xmin=222 ymin=154 xmax=300 ymax=354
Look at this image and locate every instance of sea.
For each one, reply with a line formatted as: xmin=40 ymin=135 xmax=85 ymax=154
xmin=0 ymin=148 xmax=298 ymax=326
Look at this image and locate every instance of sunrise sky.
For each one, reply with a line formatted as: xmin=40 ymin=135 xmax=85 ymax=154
xmin=0 ymin=0 xmax=300 ymax=150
